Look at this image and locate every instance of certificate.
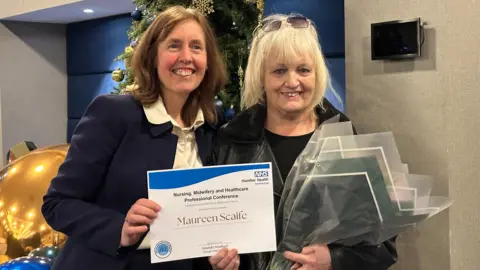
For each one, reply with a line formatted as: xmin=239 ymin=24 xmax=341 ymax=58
xmin=147 ymin=162 xmax=277 ymax=263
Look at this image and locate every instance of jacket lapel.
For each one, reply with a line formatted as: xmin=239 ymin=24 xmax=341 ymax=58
xmin=144 ymin=121 xmax=177 ymax=172
xmin=147 ymin=121 xmax=173 ymax=137
xmin=195 ymin=123 xmax=215 ymax=165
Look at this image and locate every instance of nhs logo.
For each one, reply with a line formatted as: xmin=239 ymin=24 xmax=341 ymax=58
xmin=254 ymin=170 xmax=269 ymax=177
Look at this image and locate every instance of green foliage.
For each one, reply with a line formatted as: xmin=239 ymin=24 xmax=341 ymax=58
xmin=112 ymin=0 xmax=263 ymax=111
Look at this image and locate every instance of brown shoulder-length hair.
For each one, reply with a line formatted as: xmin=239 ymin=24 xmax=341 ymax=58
xmin=131 ymin=5 xmax=227 ymax=126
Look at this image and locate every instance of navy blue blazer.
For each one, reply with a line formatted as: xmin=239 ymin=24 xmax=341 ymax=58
xmin=41 ymin=94 xmax=217 ymax=270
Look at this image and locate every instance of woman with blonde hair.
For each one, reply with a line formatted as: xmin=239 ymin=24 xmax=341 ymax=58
xmin=211 ymin=14 xmax=397 ymax=269
xmin=42 ymin=5 xmax=231 ymax=270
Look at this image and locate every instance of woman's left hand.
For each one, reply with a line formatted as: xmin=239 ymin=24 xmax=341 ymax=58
xmin=283 ymin=244 xmax=332 ymax=270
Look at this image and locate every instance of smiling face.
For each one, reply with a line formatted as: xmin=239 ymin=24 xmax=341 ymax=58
xmin=263 ymin=51 xmax=316 ymax=117
xmin=156 ymin=19 xmax=207 ymax=99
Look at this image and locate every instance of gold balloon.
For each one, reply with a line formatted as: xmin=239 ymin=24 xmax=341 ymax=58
xmin=0 ymin=255 xmax=8 ymax=264
xmin=0 ymin=143 xmax=69 ymax=260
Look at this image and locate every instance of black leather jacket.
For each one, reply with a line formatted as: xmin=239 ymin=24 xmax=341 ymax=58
xmin=211 ymin=101 xmax=398 ymax=270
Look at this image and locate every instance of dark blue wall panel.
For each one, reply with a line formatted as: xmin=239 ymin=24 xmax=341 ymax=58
xmin=68 ymin=73 xmax=120 ymax=119
xmin=67 ymin=14 xmax=131 ymax=142
xmin=67 ymin=14 xmax=131 ymax=75
xmin=263 ymin=0 xmax=345 ymax=56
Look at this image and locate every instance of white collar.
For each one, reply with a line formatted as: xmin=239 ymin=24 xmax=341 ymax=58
xmin=143 ymin=97 xmax=204 ymax=130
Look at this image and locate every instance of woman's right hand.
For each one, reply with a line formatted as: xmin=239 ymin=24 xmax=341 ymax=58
xmin=209 ymin=248 xmax=240 ymax=270
xmin=120 ymin=198 xmax=161 ymax=247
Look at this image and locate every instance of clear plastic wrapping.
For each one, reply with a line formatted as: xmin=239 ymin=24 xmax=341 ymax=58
xmin=269 ymin=117 xmax=452 ymax=269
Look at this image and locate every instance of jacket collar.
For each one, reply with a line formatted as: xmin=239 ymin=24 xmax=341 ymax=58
xmin=143 ymin=96 xmax=205 ymax=128
xmin=220 ymin=99 xmax=343 ymax=143
xmin=142 ymin=97 xmax=215 ymax=137
xmin=220 ymin=103 xmax=267 ymax=143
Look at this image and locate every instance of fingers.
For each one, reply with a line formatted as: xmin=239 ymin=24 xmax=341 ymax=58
xmin=301 ymin=246 xmax=316 ymax=255
xmin=127 ymin=213 xmax=155 ymax=225
xmin=209 ymin=248 xmax=228 ymax=265
xmin=126 ymin=199 xmax=161 ymax=225
xmin=209 ymin=248 xmax=239 ymax=270
xmin=216 ymin=249 xmax=238 ymax=269
xmin=131 ymin=204 xmax=159 ymax=219
xmin=136 ymin=198 xmax=161 ymax=212
xmin=224 ymin=256 xmax=239 ymax=270
xmin=284 ymin=251 xmax=312 ymax=266
xmin=124 ymin=225 xmax=148 ymax=236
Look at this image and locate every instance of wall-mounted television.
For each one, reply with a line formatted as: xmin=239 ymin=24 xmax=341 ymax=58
xmin=371 ymin=18 xmax=422 ymax=60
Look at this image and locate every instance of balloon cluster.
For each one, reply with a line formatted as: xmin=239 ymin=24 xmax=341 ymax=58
xmin=0 ymin=144 xmax=68 ymax=269
xmin=0 ymin=246 xmax=60 ymax=269
xmin=0 ymin=256 xmax=51 ymax=270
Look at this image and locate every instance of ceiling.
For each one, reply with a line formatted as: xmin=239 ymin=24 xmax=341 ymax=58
xmin=2 ymin=0 xmax=136 ymax=24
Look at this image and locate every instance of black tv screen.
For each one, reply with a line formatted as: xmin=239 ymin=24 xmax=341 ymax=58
xmin=371 ymin=18 xmax=421 ymax=60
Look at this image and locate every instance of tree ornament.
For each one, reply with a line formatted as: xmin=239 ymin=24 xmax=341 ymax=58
xmin=224 ymin=105 xmax=236 ymax=122
xmin=238 ymin=65 xmax=244 ymax=89
xmin=231 ymin=21 xmax=238 ymax=31
xmin=125 ymin=46 xmax=134 ymax=54
xmin=256 ymin=0 xmax=264 ymax=23
xmin=125 ymin=57 xmax=132 ymax=68
xmin=191 ymin=0 xmax=215 ymax=15
xmin=131 ymin=9 xmax=143 ymax=21
xmin=130 ymin=38 xmax=138 ymax=48
xmin=112 ymin=68 xmax=125 ymax=82
xmin=215 ymin=96 xmax=223 ymax=107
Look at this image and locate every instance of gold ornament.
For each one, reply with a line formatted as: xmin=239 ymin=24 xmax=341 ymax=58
xmin=125 ymin=56 xmax=132 ymax=69
xmin=256 ymin=0 xmax=264 ymax=10
xmin=0 ymin=144 xmax=69 ymax=260
xmin=124 ymin=46 xmax=134 ymax=55
xmin=257 ymin=0 xmax=264 ymax=23
xmin=191 ymin=0 xmax=215 ymax=15
xmin=238 ymin=65 xmax=244 ymax=89
xmin=112 ymin=68 xmax=125 ymax=82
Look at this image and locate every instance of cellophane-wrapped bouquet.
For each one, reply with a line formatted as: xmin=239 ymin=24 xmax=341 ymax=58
xmin=269 ymin=116 xmax=452 ymax=269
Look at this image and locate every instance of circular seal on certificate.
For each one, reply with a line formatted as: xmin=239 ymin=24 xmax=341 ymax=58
xmin=154 ymin=241 xmax=172 ymax=259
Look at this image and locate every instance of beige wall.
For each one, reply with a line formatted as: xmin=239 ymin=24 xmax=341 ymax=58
xmin=0 ymin=21 xmax=67 ymax=166
xmin=345 ymin=1 xmax=480 ymax=269
xmin=0 ymin=0 xmax=81 ymax=19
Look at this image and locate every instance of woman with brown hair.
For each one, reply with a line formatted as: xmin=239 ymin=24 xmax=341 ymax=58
xmin=41 ymin=6 xmax=230 ymax=270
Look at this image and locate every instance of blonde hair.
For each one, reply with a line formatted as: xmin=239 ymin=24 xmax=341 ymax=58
xmin=241 ymin=13 xmax=342 ymax=113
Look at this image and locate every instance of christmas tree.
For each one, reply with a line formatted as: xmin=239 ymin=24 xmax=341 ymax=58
xmin=111 ymin=0 xmax=264 ymax=116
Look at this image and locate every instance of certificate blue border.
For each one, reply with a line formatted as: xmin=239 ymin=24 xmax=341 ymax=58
xmin=148 ymin=163 xmax=271 ymax=189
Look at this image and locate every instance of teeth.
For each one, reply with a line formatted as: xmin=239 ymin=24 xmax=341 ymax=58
xmin=285 ymin=92 xmax=300 ymax=97
xmin=173 ymin=69 xmax=193 ymax=76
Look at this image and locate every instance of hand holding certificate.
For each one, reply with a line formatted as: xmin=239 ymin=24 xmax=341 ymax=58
xmin=147 ymin=162 xmax=277 ymax=263
xmin=121 ymin=198 xmax=161 ymax=247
